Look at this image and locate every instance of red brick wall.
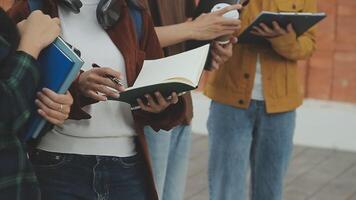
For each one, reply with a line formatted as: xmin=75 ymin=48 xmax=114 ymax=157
xmin=303 ymin=0 xmax=356 ymax=103
xmin=199 ymin=0 xmax=356 ymax=103
xmin=1 ymin=0 xmax=355 ymax=103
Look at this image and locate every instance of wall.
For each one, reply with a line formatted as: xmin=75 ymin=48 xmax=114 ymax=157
xmin=303 ymin=0 xmax=356 ymax=103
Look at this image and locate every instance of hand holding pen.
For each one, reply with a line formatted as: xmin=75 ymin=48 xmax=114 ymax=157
xmin=77 ymin=63 xmax=125 ymax=101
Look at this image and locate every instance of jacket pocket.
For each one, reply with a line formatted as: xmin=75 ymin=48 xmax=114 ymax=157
xmin=275 ymin=0 xmax=305 ymax=12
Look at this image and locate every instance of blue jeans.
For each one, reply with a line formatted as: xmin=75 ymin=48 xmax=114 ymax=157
xmin=208 ymin=101 xmax=296 ymax=200
xmin=144 ymin=125 xmax=192 ymax=200
xmin=30 ymin=150 xmax=149 ymax=200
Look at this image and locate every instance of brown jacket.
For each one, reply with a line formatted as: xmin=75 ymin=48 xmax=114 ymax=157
xmin=8 ymin=0 xmax=188 ymax=199
xmin=144 ymin=0 xmax=196 ymax=124
xmin=205 ymin=0 xmax=317 ymax=113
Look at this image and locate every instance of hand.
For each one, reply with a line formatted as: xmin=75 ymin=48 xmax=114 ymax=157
xmin=210 ymin=37 xmax=237 ymax=70
xmin=251 ymin=22 xmax=295 ymax=38
xmin=187 ymin=4 xmax=242 ymax=41
xmin=17 ymin=10 xmax=61 ymax=59
xmin=35 ymin=88 xmax=73 ymax=125
xmin=78 ymin=67 xmax=125 ymax=101
xmin=137 ymin=92 xmax=179 ymax=113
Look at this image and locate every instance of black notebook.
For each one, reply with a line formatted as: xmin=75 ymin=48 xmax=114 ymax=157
xmin=108 ymin=44 xmax=210 ymax=108
xmin=238 ymin=11 xmax=326 ymax=44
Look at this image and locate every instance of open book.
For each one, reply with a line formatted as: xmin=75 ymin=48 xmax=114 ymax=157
xmin=238 ymin=11 xmax=326 ymax=44
xmin=109 ymin=44 xmax=210 ymax=106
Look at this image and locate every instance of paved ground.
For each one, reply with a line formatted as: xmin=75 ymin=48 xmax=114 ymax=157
xmin=185 ymin=134 xmax=356 ymax=200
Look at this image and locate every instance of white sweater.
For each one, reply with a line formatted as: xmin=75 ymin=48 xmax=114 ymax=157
xmin=38 ymin=0 xmax=137 ymax=157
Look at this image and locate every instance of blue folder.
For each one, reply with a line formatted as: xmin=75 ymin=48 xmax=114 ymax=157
xmin=22 ymin=37 xmax=84 ymax=140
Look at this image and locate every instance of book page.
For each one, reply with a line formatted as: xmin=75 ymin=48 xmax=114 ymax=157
xmin=131 ymin=44 xmax=210 ymax=89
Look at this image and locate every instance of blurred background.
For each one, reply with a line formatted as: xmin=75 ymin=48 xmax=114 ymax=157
xmin=1 ymin=0 xmax=355 ymax=199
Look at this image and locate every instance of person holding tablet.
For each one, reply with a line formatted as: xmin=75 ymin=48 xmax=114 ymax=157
xmin=204 ymin=0 xmax=317 ymax=200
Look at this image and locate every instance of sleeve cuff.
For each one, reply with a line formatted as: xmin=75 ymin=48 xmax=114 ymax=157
xmin=15 ymin=50 xmax=38 ymax=63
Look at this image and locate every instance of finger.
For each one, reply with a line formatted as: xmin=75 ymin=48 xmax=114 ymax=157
xmin=213 ymin=42 xmax=232 ymax=59
xmin=42 ymin=88 xmax=73 ymax=105
xmin=169 ymin=92 xmax=179 ymax=104
xmin=230 ymin=37 xmax=238 ymax=44
xmin=214 ymin=4 xmax=242 ymax=16
xmin=94 ymin=75 xmax=124 ymax=91
xmin=286 ymin=23 xmax=294 ymax=33
xmin=38 ymin=109 xmax=63 ymax=125
xmin=211 ymin=60 xmax=220 ymax=70
xmin=17 ymin=20 xmax=26 ymax=27
xmin=137 ymin=98 xmax=153 ymax=113
xmin=218 ymin=18 xmax=241 ymax=27
xmin=259 ymin=23 xmax=274 ymax=34
xmin=145 ymin=94 xmax=159 ymax=110
xmin=94 ymin=67 xmax=121 ymax=79
xmin=92 ymin=84 xmax=120 ymax=99
xmin=87 ymin=90 xmax=107 ymax=101
xmin=37 ymin=91 xmax=61 ymax=111
xmin=154 ymin=92 xmax=169 ymax=107
xmin=36 ymin=91 xmax=71 ymax=114
xmin=211 ymin=50 xmax=224 ymax=65
xmin=35 ymin=99 xmax=68 ymax=121
xmin=52 ymin=17 xmax=60 ymax=25
xmin=272 ymin=21 xmax=286 ymax=35
xmin=251 ymin=26 xmax=265 ymax=36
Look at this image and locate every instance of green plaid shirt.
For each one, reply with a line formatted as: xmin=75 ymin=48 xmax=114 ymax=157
xmin=0 ymin=35 xmax=41 ymax=199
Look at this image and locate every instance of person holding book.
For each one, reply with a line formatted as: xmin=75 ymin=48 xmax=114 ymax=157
xmin=143 ymin=1 xmax=241 ymax=200
xmin=0 ymin=9 xmax=73 ymax=199
xmin=204 ymin=0 xmax=317 ymax=200
xmin=8 ymin=0 xmax=188 ymax=199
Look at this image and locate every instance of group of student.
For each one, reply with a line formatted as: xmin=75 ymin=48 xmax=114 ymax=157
xmin=0 ymin=0 xmax=317 ymax=199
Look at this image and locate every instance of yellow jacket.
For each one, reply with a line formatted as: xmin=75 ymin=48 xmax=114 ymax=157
xmin=204 ymin=0 xmax=317 ymax=113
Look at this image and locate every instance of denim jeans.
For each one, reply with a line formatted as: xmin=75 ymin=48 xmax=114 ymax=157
xmin=30 ymin=150 xmax=149 ymax=200
xmin=144 ymin=125 xmax=192 ymax=200
xmin=208 ymin=101 xmax=296 ymax=200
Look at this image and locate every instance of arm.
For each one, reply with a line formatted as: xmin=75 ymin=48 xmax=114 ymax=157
xmin=0 ymin=10 xmax=71 ymax=134
xmin=0 ymin=48 xmax=40 ymax=133
xmin=154 ymin=23 xmax=194 ymax=48
xmin=155 ymin=4 xmax=241 ymax=48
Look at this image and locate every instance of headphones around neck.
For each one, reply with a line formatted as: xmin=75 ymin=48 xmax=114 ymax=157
xmin=58 ymin=0 xmax=141 ymax=29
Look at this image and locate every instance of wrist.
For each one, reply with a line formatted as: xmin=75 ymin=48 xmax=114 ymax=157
xmin=17 ymin=39 xmax=42 ymax=59
xmin=183 ymin=20 xmax=198 ymax=40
